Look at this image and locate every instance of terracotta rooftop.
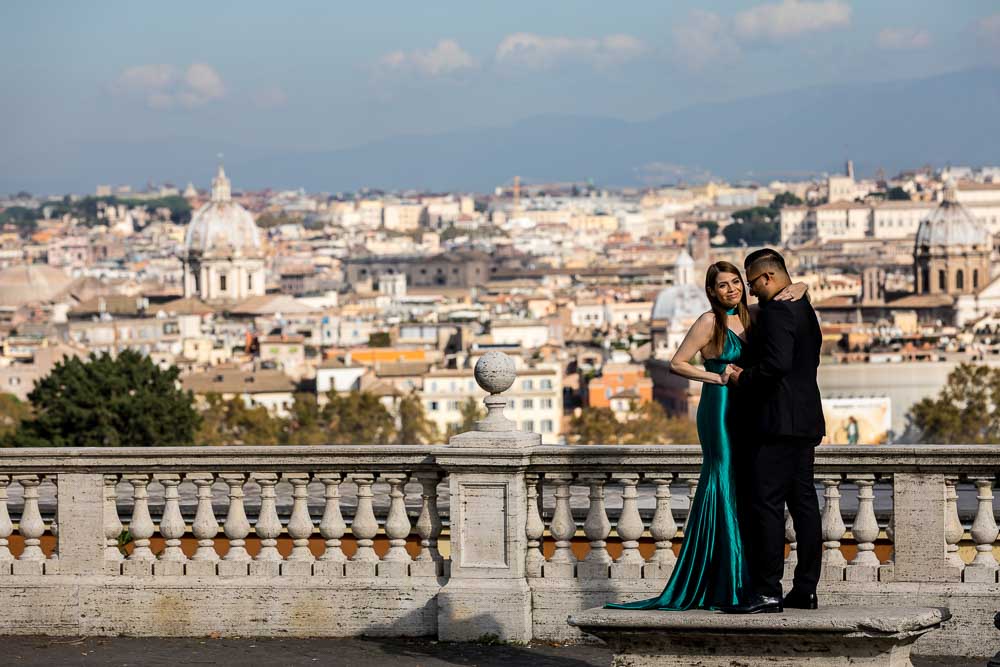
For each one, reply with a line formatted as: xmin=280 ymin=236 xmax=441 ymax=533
xmin=181 ymin=369 xmax=296 ymax=395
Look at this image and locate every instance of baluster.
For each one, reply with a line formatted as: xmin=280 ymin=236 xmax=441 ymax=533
xmin=0 ymin=476 xmax=12 ymax=568
xmin=648 ymin=474 xmax=677 ymax=574
xmin=47 ymin=475 xmax=58 ymax=562
xmin=847 ymin=475 xmax=879 ymax=581
xmin=966 ymin=476 xmax=999 ymax=583
xmin=346 ymin=474 xmax=378 ymax=577
xmin=154 ymin=475 xmax=186 ymax=575
xmin=219 ymin=474 xmax=251 ymax=576
xmin=820 ymin=476 xmax=846 ymax=580
xmin=188 ymin=474 xmax=220 ymax=573
xmin=285 ymin=474 xmax=316 ymax=568
xmin=611 ymin=473 xmax=643 ymax=579
xmin=679 ymin=474 xmax=699 ymax=534
xmin=16 ymin=475 xmax=46 ymax=564
xmin=524 ymin=472 xmax=545 ymax=578
xmin=784 ymin=507 xmax=797 ymax=580
xmin=103 ymin=475 xmax=123 ymax=568
xmin=316 ymin=473 xmax=347 ymax=573
xmin=412 ymin=472 xmax=443 ymax=577
xmin=121 ymin=474 xmax=155 ymax=577
xmin=546 ymin=473 xmax=577 ymax=577
xmin=880 ymin=477 xmax=895 ymax=582
xmin=380 ymin=473 xmax=411 ymax=577
xmin=944 ymin=477 xmax=965 ymax=571
xmin=251 ymin=473 xmax=283 ymax=576
xmin=578 ymin=473 xmax=611 ymax=579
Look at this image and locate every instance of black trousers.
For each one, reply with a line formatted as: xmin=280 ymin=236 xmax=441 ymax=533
xmin=742 ymin=440 xmax=822 ymax=599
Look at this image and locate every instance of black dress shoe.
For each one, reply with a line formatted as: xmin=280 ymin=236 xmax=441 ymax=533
xmin=720 ymin=595 xmax=783 ymax=614
xmin=783 ymin=590 xmax=818 ymax=610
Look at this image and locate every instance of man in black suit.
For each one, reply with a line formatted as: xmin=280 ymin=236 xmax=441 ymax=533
xmin=724 ymin=250 xmax=825 ymax=614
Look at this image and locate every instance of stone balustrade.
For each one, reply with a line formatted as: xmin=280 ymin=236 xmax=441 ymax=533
xmin=0 ymin=443 xmax=997 ymax=659
xmin=0 ymin=351 xmax=996 ymax=659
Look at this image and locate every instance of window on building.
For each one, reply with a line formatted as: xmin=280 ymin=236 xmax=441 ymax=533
xmin=540 ymin=379 xmax=552 ymax=389
xmin=521 ymin=420 xmax=534 ymax=432
xmin=956 ymin=270 xmax=964 ymax=290
xmin=522 ymin=379 xmax=534 ymax=390
xmin=974 ymin=270 xmax=980 ymax=289
xmin=938 ymin=270 xmax=946 ymax=291
xmin=428 ymin=401 xmax=439 ymax=411
xmin=541 ymin=398 xmax=553 ymax=409
xmin=248 ymin=274 xmax=253 ymax=291
xmin=522 ymin=399 xmax=534 ymax=409
xmin=541 ymin=419 xmax=553 ymax=433
xmin=219 ymin=275 xmax=227 ymax=291
xmin=508 ymin=399 xmax=516 ymax=409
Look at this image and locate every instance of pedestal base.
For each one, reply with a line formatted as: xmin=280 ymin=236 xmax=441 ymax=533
xmin=568 ymin=606 xmax=950 ymax=667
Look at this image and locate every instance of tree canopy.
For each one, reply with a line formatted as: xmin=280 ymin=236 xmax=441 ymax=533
xmin=886 ymin=186 xmax=911 ymax=201
xmin=0 ymin=394 xmax=31 ymax=442
xmin=570 ymin=401 xmax=698 ymax=445
xmin=771 ymin=191 xmax=804 ymax=208
xmin=907 ymin=363 xmax=1000 ymax=443
xmin=8 ymin=351 xmax=201 ymax=447
xmin=446 ymin=397 xmax=486 ymax=440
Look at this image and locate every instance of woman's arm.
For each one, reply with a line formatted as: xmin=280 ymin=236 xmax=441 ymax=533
xmin=773 ymin=281 xmax=809 ymax=302
xmin=668 ymin=313 xmax=731 ymax=386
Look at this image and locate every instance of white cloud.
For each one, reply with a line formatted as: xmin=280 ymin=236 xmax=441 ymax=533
xmin=252 ymin=85 xmax=288 ymax=109
xmin=672 ymin=11 xmax=739 ymax=70
xmin=114 ymin=63 xmax=225 ymax=109
xmin=377 ymin=39 xmax=477 ymax=77
xmin=733 ymin=0 xmax=851 ymax=42
xmin=672 ymin=1 xmax=850 ymax=70
xmin=876 ymin=27 xmax=931 ymax=51
xmin=977 ymin=13 xmax=1000 ymax=47
xmin=495 ymin=32 xmax=645 ymax=69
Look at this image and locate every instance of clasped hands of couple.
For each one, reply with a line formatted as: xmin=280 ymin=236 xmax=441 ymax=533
xmin=711 ymin=285 xmax=800 ymax=387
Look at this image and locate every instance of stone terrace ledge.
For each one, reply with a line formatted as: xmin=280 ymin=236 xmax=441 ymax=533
xmin=568 ymin=606 xmax=951 ymax=667
xmin=0 ymin=352 xmax=996 ymax=661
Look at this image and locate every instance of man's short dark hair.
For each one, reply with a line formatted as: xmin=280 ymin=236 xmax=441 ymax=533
xmin=744 ymin=248 xmax=787 ymax=272
xmin=747 ymin=254 xmax=790 ymax=281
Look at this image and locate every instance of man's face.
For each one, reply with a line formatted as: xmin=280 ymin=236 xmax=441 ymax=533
xmin=746 ymin=268 xmax=775 ymax=301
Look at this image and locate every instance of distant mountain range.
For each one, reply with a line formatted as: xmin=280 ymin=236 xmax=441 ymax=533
xmin=11 ymin=67 xmax=1000 ymax=194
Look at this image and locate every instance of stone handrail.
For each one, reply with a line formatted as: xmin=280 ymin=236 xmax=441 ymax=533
xmin=0 ymin=445 xmax=446 ymax=474
xmin=0 ymin=351 xmax=995 ymax=659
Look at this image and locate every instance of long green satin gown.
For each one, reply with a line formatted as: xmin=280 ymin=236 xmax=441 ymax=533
xmin=606 ymin=325 xmax=750 ymax=610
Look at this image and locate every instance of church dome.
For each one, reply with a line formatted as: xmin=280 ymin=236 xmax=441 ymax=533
xmin=915 ymin=188 xmax=989 ymax=249
xmin=651 ymin=283 xmax=710 ymax=321
xmin=184 ymin=166 xmax=262 ymax=257
xmin=0 ymin=264 xmax=73 ymax=307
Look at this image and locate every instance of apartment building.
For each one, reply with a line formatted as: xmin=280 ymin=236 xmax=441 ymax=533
xmin=422 ymin=367 xmax=563 ymax=444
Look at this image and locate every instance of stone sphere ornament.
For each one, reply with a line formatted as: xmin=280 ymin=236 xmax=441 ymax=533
xmin=474 ymin=351 xmax=516 ymax=395
xmin=470 ymin=351 xmax=517 ymax=432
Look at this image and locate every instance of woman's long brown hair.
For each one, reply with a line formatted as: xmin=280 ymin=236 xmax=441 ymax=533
xmin=704 ymin=261 xmax=751 ymax=358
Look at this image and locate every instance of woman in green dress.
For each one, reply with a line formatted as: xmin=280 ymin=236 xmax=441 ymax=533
xmin=606 ymin=261 xmax=803 ymax=611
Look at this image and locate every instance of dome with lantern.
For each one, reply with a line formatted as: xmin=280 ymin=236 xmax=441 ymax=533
xmin=184 ymin=165 xmax=262 ymax=257
xmin=181 ymin=164 xmax=267 ymax=302
xmin=915 ymin=186 xmax=989 ymax=250
xmin=913 ymin=182 xmax=991 ymax=297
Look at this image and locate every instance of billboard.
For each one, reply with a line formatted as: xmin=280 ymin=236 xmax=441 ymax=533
xmin=821 ymin=396 xmax=892 ymax=445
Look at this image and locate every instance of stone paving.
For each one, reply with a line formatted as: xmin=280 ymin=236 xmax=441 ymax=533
xmin=0 ymin=637 xmax=978 ymax=666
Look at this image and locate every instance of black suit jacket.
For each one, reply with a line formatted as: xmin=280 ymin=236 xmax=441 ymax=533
xmin=735 ymin=298 xmax=825 ymax=444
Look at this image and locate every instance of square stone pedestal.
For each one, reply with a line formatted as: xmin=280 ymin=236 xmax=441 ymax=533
xmin=568 ymin=606 xmax=950 ymax=666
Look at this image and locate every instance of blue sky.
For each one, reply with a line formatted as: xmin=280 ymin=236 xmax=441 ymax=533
xmin=2 ymin=1 xmax=998 ymax=192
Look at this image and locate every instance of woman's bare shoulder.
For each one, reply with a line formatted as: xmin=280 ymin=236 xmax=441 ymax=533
xmin=695 ymin=311 xmax=716 ymax=326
